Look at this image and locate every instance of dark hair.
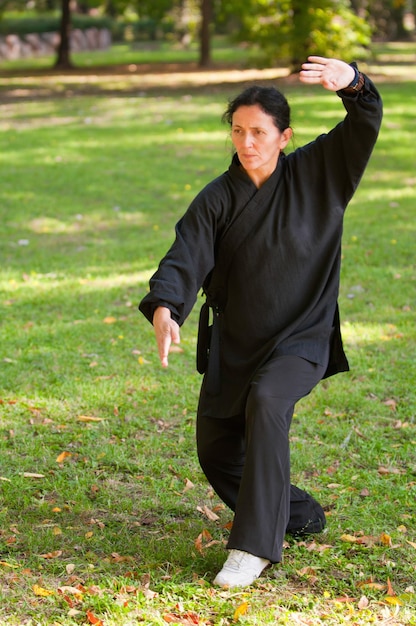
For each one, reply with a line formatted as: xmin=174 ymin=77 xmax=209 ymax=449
xmin=222 ymin=85 xmax=291 ymax=132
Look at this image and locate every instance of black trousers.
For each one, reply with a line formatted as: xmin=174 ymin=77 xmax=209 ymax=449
xmin=196 ymin=354 xmax=327 ymax=563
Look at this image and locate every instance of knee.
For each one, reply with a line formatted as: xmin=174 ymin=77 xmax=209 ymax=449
xmin=246 ymin=382 xmax=293 ymax=432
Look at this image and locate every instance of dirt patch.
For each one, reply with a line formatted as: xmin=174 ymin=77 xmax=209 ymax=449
xmin=0 ymin=59 xmax=412 ymax=102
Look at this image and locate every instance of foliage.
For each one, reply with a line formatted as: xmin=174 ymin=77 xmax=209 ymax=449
xmin=0 ymin=42 xmax=415 ymax=625
xmin=220 ymin=0 xmax=372 ymax=70
xmin=0 ymin=14 xmax=113 ymax=35
xmin=351 ymin=0 xmax=415 ymax=40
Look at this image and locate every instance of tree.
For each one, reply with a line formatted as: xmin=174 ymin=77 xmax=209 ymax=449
xmin=218 ymin=0 xmax=372 ymax=71
xmin=199 ymin=0 xmax=212 ymax=66
xmin=54 ymin=0 xmax=73 ymax=69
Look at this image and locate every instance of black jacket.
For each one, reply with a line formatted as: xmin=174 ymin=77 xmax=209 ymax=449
xmin=140 ymin=74 xmax=383 ymax=418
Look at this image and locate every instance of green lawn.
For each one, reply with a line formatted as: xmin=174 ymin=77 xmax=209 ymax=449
xmin=0 ymin=43 xmax=415 ymax=625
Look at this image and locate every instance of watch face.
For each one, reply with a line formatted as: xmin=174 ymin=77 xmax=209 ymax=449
xmin=353 ymin=74 xmax=364 ymax=91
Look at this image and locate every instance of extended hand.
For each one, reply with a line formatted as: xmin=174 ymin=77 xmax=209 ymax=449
xmin=299 ymin=56 xmax=356 ymax=92
xmin=153 ymin=306 xmax=180 ymax=367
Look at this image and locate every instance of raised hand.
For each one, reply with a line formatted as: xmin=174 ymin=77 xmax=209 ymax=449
xmin=299 ymin=56 xmax=356 ymax=92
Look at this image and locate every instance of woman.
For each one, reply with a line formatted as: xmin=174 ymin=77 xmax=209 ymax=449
xmin=139 ymin=57 xmax=382 ymax=587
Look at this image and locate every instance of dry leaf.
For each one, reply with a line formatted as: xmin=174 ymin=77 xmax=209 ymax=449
xmin=66 ymin=564 xmax=75 ymax=575
xmin=183 ymin=478 xmax=195 ymax=492
xmin=197 ymin=505 xmax=219 ymax=521
xmin=386 ymin=577 xmax=396 ymax=596
xmin=33 ymin=584 xmax=54 ymax=597
xmin=357 ymin=596 xmax=369 ymax=609
xmin=0 ymin=476 xmax=11 ymax=482
xmin=297 ymin=566 xmax=319 ymax=577
xmin=357 ymin=580 xmax=386 ymax=591
xmin=380 ymin=532 xmax=392 ymax=547
xmin=22 ymin=472 xmax=45 ymax=479
xmin=39 ymin=550 xmax=62 ymax=559
xmin=110 ymin=552 xmax=133 ymax=562
xmin=86 ymin=610 xmax=104 ymax=625
xmin=384 ymin=596 xmax=404 ymax=606
xmin=58 ymin=586 xmax=83 ymax=597
xmin=378 ymin=466 xmax=401 ymax=475
xmin=234 ymin=601 xmax=249 ymax=620
xmin=56 ymin=451 xmax=72 ymax=463
xmin=103 ymin=316 xmax=117 ymax=324
xmin=76 ymin=415 xmax=104 ymax=422
xmin=194 ymin=529 xmax=212 ymax=553
xmin=406 ymin=540 xmax=416 ymax=549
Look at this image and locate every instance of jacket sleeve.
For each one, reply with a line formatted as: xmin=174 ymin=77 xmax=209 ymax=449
xmin=139 ymin=180 xmax=226 ymax=326
xmin=289 ymin=70 xmax=383 ymax=211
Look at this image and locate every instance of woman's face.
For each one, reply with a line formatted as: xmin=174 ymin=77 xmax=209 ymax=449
xmin=231 ymin=104 xmax=292 ymax=186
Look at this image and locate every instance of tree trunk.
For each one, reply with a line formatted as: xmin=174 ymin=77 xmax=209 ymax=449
xmin=199 ymin=0 xmax=212 ymax=67
xmin=54 ymin=0 xmax=73 ymax=69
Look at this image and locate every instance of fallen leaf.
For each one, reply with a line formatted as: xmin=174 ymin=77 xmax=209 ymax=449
xmin=0 ymin=476 xmax=11 ymax=482
xmin=66 ymin=564 xmax=75 ymax=575
xmin=86 ymin=610 xmax=104 ymax=625
xmin=58 ymin=586 xmax=83 ymax=597
xmin=386 ymin=577 xmax=396 ymax=597
xmin=357 ymin=580 xmax=386 ymax=591
xmin=384 ymin=596 xmax=404 ymax=606
xmin=380 ymin=532 xmax=392 ymax=547
xmin=76 ymin=415 xmax=104 ymax=422
xmin=353 ymin=426 xmax=367 ymax=439
xmin=297 ymin=566 xmax=319 ymax=577
xmin=163 ymin=613 xmax=200 ymax=625
xmin=358 ymin=596 xmax=369 ymax=609
xmin=197 ymin=505 xmax=219 ymax=521
xmin=183 ymin=478 xmax=195 ymax=492
xmin=234 ymin=601 xmax=249 ymax=620
xmin=0 ymin=561 xmax=19 ymax=568
xmin=406 ymin=540 xmax=416 ymax=549
xmin=33 ymin=584 xmax=54 ymax=597
xmin=103 ymin=316 xmax=117 ymax=324
xmin=56 ymin=451 xmax=72 ymax=464
xmin=110 ymin=552 xmax=133 ymax=562
xmin=194 ymin=529 xmax=212 ymax=553
xmin=378 ymin=466 xmax=401 ymax=475
xmin=39 ymin=550 xmax=62 ymax=559
xmin=22 ymin=472 xmax=45 ymax=479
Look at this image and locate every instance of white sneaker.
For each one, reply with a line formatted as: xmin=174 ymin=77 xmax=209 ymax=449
xmin=213 ymin=549 xmax=270 ymax=588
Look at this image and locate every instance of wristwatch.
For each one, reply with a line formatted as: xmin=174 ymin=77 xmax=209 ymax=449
xmin=347 ymin=66 xmax=365 ymax=92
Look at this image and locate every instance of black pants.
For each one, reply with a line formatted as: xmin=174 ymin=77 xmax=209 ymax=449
xmin=196 ymin=354 xmax=327 ymax=563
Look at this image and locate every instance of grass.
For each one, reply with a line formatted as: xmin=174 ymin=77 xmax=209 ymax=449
xmin=0 ymin=42 xmax=415 ymax=625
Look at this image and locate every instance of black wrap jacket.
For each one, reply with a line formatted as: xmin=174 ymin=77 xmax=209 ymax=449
xmin=140 ymin=73 xmax=383 ymax=418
